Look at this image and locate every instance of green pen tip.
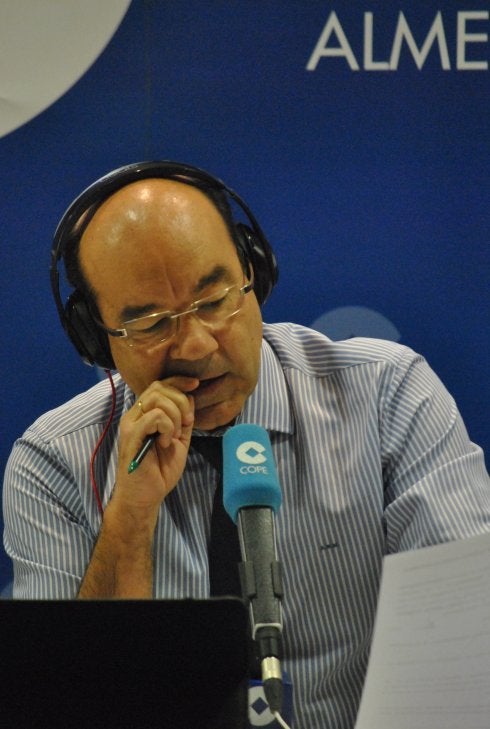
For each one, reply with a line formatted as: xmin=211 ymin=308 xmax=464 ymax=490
xmin=128 ymin=460 xmax=139 ymax=474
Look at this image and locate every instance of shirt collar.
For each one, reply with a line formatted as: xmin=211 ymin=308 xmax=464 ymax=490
xmin=237 ymin=336 xmax=294 ymax=435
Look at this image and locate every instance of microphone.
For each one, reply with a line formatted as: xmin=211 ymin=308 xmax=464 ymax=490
xmin=222 ymin=424 xmax=284 ymax=714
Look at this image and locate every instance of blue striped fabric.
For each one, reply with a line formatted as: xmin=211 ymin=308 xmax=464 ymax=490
xmin=3 ymin=322 xmax=490 ymax=728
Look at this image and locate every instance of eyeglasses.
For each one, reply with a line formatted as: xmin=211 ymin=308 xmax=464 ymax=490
xmin=97 ymin=272 xmax=254 ymax=350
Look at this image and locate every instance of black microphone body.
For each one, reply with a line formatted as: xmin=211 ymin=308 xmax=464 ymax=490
xmin=238 ymin=507 xmax=284 ymax=711
xmin=237 ymin=507 xmax=283 ymax=643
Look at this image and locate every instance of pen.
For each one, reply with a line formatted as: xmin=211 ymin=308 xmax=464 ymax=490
xmin=128 ymin=434 xmax=157 ymax=473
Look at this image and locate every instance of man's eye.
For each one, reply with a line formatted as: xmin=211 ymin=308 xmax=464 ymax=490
xmin=132 ymin=317 xmax=171 ymax=337
xmin=199 ymin=294 xmax=227 ymax=312
xmin=149 ymin=318 xmax=171 ymax=331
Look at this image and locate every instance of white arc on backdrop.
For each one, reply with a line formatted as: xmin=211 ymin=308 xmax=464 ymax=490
xmin=0 ymin=0 xmax=131 ymax=139
xmin=311 ymin=306 xmax=401 ymax=343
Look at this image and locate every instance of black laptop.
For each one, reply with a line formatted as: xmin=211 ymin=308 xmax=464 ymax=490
xmin=0 ymin=597 xmax=249 ymax=729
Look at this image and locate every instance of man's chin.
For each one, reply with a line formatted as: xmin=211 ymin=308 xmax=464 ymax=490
xmin=193 ymin=398 xmax=240 ymax=431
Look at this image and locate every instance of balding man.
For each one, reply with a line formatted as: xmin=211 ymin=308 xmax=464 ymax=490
xmin=4 ymin=162 xmax=489 ymax=729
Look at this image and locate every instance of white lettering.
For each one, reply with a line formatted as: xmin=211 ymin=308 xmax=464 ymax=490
xmin=306 ymin=11 xmax=360 ymax=71
xmin=457 ymin=11 xmax=489 ymax=70
xmin=240 ymin=465 xmax=269 ymax=475
xmin=390 ymin=12 xmax=450 ymax=70
xmin=364 ymin=13 xmax=390 ymax=71
xmin=306 ymin=10 xmax=488 ymax=72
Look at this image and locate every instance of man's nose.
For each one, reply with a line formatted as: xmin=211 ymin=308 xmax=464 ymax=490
xmin=167 ymin=312 xmax=219 ymax=361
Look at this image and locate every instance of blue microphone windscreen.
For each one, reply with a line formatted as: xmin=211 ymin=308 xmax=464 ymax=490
xmin=223 ymin=424 xmax=282 ymax=523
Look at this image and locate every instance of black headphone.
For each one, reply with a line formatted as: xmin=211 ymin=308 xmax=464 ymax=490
xmin=50 ymin=161 xmax=278 ymax=370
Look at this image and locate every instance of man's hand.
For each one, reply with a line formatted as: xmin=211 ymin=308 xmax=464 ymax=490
xmin=113 ymin=375 xmax=199 ymax=513
xmin=77 ymin=376 xmax=199 ymax=599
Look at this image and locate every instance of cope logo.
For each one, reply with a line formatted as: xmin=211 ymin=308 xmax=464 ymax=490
xmin=236 ymin=441 xmax=269 ymax=474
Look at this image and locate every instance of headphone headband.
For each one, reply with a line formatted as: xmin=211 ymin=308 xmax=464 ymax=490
xmin=51 ymin=160 xmax=278 ymax=369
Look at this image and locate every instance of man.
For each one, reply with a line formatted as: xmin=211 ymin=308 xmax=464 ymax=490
xmin=4 ymin=162 xmax=490 ymax=729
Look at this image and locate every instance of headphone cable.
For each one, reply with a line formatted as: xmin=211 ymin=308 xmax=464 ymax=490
xmin=90 ymin=369 xmax=117 ymax=516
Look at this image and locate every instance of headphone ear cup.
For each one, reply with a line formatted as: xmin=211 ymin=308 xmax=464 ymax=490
xmin=64 ymin=291 xmax=115 ymax=370
xmin=234 ymin=223 xmax=278 ymax=305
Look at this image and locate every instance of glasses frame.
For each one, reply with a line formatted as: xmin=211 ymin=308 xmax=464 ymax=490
xmin=96 ymin=270 xmax=254 ymax=349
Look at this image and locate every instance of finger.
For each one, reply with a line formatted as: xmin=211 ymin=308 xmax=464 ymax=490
xmin=136 ymin=397 xmax=184 ymax=438
xmin=141 ymin=376 xmax=200 ymax=401
xmin=180 ymin=395 xmax=195 ymax=443
xmin=136 ymin=395 xmax=191 ymax=437
xmin=161 ymin=377 xmax=199 ymax=426
xmin=136 ymin=377 xmax=199 ymax=419
xmin=162 ymin=376 xmax=200 ymax=392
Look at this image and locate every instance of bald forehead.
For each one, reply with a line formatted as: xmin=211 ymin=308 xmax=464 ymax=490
xmin=77 ymin=176 xmax=242 ymax=295
xmin=106 ymin=176 xmax=212 ymax=206
xmin=78 ymin=177 xmax=235 ymax=258
xmin=86 ymin=177 xmax=221 ymax=231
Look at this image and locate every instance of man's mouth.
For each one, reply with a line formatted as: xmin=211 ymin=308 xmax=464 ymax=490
xmin=194 ymin=373 xmax=227 ymax=396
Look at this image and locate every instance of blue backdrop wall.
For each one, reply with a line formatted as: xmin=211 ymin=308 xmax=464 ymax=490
xmin=1 ymin=0 xmax=489 ymax=592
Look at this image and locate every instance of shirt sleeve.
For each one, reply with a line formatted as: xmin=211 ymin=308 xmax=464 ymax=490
xmin=380 ymin=348 xmax=490 ymax=553
xmin=3 ymin=430 xmax=96 ymax=598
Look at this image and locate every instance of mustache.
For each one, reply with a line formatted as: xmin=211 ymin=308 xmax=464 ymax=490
xmin=162 ymin=356 xmax=217 ymax=380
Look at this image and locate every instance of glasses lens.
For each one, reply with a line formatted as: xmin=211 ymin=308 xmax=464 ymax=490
xmin=196 ymin=285 xmax=242 ymax=325
xmin=122 ymin=280 xmax=248 ymax=349
xmin=125 ymin=312 xmax=175 ymax=346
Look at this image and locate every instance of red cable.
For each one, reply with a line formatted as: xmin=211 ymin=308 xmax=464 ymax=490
xmin=90 ymin=370 xmax=117 ymax=516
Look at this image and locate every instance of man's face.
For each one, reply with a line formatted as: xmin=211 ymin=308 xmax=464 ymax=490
xmin=79 ymin=178 xmax=263 ymax=430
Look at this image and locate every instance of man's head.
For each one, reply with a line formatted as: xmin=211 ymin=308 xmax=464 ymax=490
xmin=64 ymin=175 xmax=266 ymax=430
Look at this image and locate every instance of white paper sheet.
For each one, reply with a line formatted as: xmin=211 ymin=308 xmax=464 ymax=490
xmin=354 ymin=530 xmax=490 ymax=729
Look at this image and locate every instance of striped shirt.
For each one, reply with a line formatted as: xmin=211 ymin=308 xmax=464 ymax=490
xmin=3 ymin=322 xmax=490 ymax=728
